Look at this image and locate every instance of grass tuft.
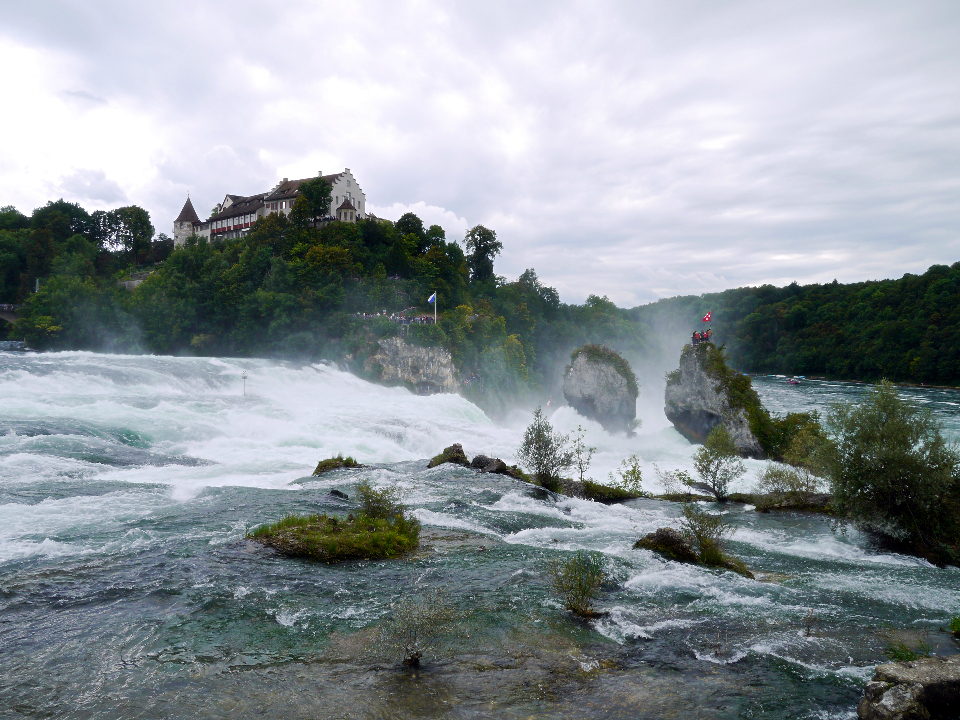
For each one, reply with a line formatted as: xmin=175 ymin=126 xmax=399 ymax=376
xmin=313 ymin=453 xmax=363 ymax=476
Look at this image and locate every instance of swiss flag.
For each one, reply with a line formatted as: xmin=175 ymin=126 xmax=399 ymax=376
xmin=702 ymin=311 xmax=712 ymax=322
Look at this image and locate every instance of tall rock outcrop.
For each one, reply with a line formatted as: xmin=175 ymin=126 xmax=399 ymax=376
xmin=664 ymin=343 xmax=764 ymax=458
xmin=562 ymin=345 xmax=638 ymax=433
xmin=364 ymin=337 xmax=458 ymax=394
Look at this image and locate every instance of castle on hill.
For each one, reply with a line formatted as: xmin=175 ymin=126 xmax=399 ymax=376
xmin=173 ymin=168 xmax=366 ymax=246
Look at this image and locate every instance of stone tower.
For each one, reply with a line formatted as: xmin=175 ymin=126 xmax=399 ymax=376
xmin=173 ymin=197 xmax=201 ymax=246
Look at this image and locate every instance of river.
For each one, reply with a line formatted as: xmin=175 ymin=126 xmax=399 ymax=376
xmin=1 ymin=352 xmax=958 ymax=719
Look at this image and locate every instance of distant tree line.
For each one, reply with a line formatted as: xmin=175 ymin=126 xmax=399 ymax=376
xmin=632 ymin=263 xmax=960 ymax=385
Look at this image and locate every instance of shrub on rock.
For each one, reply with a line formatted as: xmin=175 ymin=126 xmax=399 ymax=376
xmin=313 ymin=453 xmax=363 ymax=475
xmin=248 ymin=480 xmax=419 ymax=562
xmin=427 ymin=443 xmax=470 ymax=468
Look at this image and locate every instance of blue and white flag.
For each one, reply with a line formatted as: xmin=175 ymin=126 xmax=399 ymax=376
xmin=428 ymin=292 xmax=436 ymax=304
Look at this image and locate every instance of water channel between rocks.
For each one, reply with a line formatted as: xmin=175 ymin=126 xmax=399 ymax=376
xmin=1 ymin=352 xmax=958 ymax=719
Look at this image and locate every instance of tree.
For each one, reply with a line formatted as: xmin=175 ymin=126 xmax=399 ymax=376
xmin=375 ymin=589 xmax=463 ymax=667
xmin=31 ymin=199 xmax=91 ymax=243
xmin=517 ymin=407 xmax=574 ymax=487
xmin=610 ymin=455 xmax=644 ymax=495
xmin=692 ymin=425 xmax=745 ymax=501
xmin=292 ymin=176 xmax=332 ymax=222
xmin=0 ymin=206 xmax=30 ymax=231
xmin=464 ymin=225 xmax=502 ymax=283
xmin=425 ymin=224 xmax=445 ymax=246
xmin=93 ymin=206 xmax=153 ymax=266
xmin=395 ymin=213 xmax=426 ymax=251
xmin=112 ymin=206 xmax=154 ymax=267
xmin=679 ymin=502 xmax=731 ymax=566
xmin=822 ymin=380 xmax=960 ymax=554
xmin=571 ymin=425 xmax=595 ymax=483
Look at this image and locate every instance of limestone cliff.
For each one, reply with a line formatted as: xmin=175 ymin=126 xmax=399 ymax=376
xmin=664 ymin=344 xmax=764 ymax=458
xmin=562 ymin=345 xmax=638 ymax=433
xmin=364 ymin=337 xmax=458 ymax=394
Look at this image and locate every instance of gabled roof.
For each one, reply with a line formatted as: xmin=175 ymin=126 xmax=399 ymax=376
xmin=264 ymin=172 xmax=344 ymax=201
xmin=337 ymin=199 xmax=356 ymax=211
xmin=175 ymin=197 xmax=201 ymax=224
xmin=208 ymin=193 xmax=267 ymax=222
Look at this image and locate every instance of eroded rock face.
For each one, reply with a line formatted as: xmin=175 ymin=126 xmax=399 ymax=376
xmin=562 ymin=348 xmax=638 ymax=433
xmin=858 ymin=655 xmax=960 ymax=719
xmin=365 ymin=337 xmax=458 ymax=394
xmin=663 ymin=347 xmax=764 ymax=458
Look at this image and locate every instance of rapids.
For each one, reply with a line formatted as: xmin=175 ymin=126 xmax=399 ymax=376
xmin=1 ymin=352 xmax=958 ymax=719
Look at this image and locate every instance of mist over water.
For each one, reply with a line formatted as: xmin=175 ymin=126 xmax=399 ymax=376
xmin=2 ymin=351 xmax=959 ymax=719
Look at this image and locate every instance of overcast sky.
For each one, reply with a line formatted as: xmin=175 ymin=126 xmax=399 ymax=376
xmin=1 ymin=1 xmax=958 ymax=306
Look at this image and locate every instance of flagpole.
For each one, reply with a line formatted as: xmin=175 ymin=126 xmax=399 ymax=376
xmin=434 ymin=292 xmax=437 ymax=325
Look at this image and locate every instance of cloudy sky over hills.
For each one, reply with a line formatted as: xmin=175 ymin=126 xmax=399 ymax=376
xmin=1 ymin=1 xmax=958 ymax=305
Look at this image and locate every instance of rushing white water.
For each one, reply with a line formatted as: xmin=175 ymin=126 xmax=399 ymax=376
xmin=2 ymin=351 xmax=959 ymax=720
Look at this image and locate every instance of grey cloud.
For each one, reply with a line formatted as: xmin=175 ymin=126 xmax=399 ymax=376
xmin=56 ymin=168 xmax=127 ymax=204
xmin=61 ymin=89 xmax=106 ymax=104
xmin=3 ymin=1 xmax=960 ymax=304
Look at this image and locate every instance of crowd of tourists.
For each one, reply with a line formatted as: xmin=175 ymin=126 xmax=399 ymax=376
xmin=353 ymin=309 xmax=435 ymax=325
xmin=691 ymin=328 xmax=713 ymax=345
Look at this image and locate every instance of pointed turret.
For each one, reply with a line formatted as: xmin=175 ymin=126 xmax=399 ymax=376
xmin=175 ymin=197 xmax=201 ymax=224
xmin=173 ymin=197 xmax=202 ymax=245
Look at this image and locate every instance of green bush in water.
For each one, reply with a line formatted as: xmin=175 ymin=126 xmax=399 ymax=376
xmin=679 ymin=502 xmax=730 ymax=566
xmin=547 ymin=550 xmax=607 ymax=617
xmin=822 ymin=380 xmax=960 ymax=564
xmin=949 ymin=616 xmax=960 ymax=637
xmin=692 ymin=426 xmax=745 ymax=501
xmin=375 ymin=589 xmax=465 ymax=668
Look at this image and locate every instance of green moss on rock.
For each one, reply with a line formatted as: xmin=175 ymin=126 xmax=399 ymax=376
xmin=427 ymin=443 xmax=470 ymax=468
xmin=687 ymin=343 xmax=821 ymax=459
xmin=580 ymin=480 xmax=643 ymax=504
xmin=634 ymin=526 xmax=754 ymax=578
xmin=313 ymin=453 xmax=363 ymax=476
xmin=247 ymin=512 xmax=420 ymax=562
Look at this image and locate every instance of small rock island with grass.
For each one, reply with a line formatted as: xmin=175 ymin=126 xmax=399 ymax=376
xmin=248 ymin=480 xmax=419 ymax=562
xmin=313 ymin=453 xmax=364 ymax=475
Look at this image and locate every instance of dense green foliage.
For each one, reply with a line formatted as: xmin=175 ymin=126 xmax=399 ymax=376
xmin=248 ymin=512 xmax=420 ymax=562
xmin=633 ymin=262 xmax=960 ymax=385
xmin=579 ymin=480 xmax=641 ymax=503
xmin=822 ymin=380 xmax=960 ymax=564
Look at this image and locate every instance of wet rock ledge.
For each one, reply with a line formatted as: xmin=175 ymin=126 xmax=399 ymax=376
xmin=858 ymin=655 xmax=960 ymax=719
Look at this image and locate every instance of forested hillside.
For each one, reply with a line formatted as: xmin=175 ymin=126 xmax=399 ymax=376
xmin=1 ymin=199 xmax=646 ymax=411
xmin=631 ymin=263 xmax=960 ymax=385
